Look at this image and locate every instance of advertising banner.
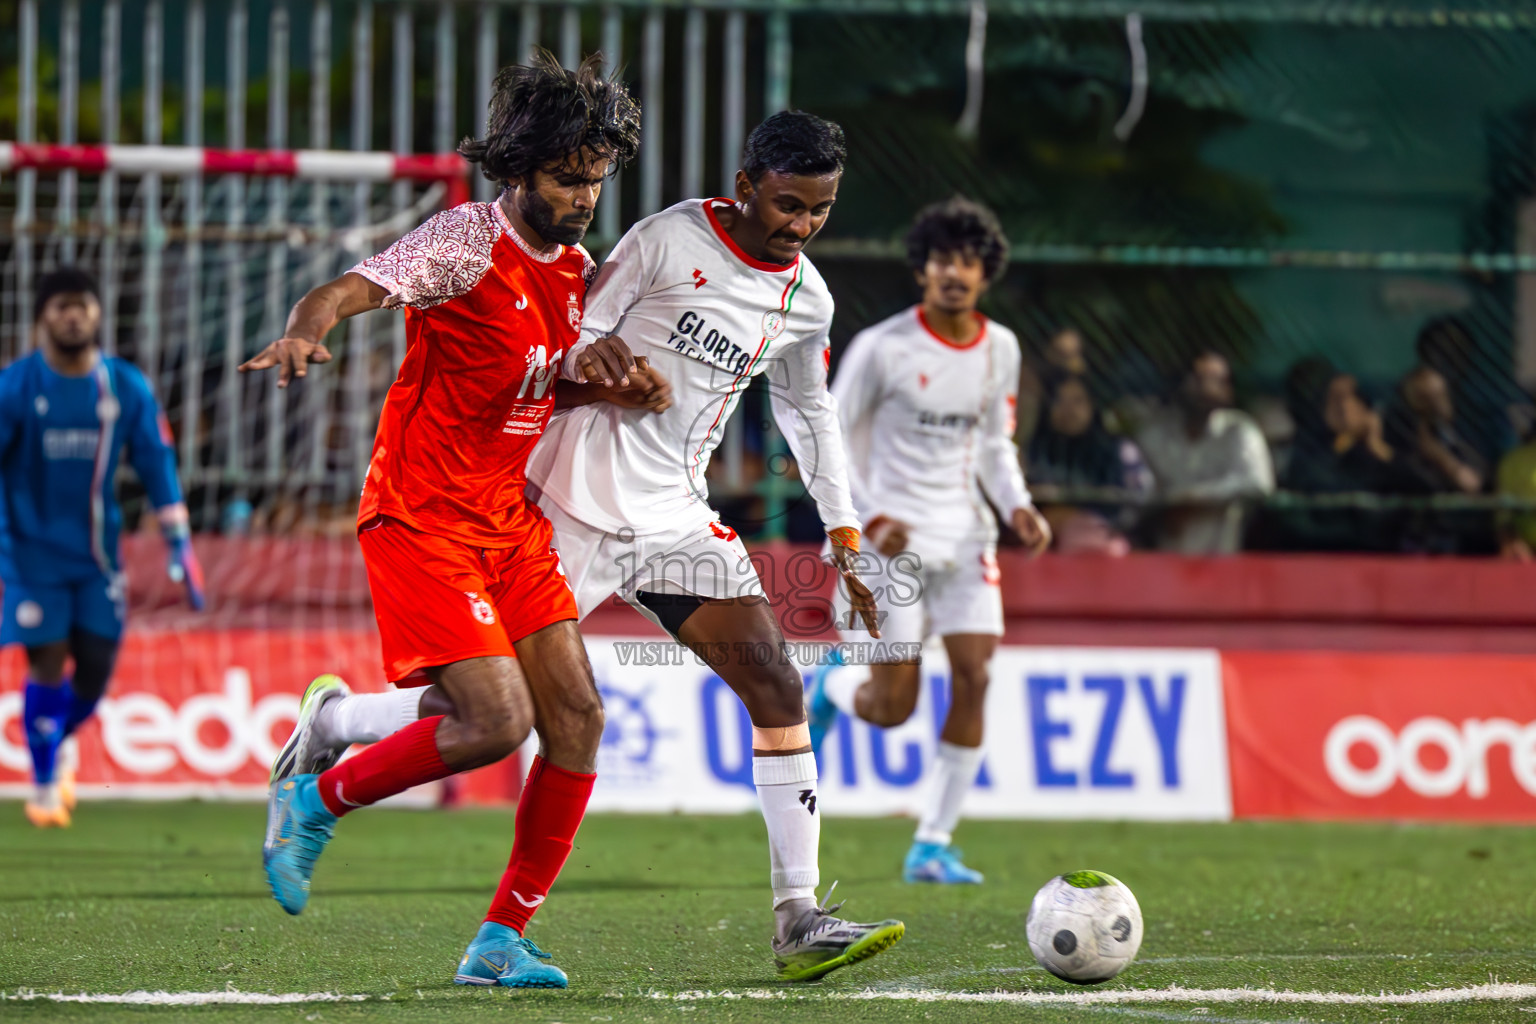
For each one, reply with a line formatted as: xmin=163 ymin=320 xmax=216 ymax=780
xmin=1223 ymin=651 xmax=1536 ymax=821
xmin=0 ymin=629 xmax=389 ymax=799
xmin=583 ymin=639 xmax=1232 ymax=821
xmin=3 ymin=633 xmax=1233 ymax=822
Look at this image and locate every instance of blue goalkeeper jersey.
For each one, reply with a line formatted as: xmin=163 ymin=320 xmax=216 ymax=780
xmin=0 ymin=351 xmax=184 ymax=585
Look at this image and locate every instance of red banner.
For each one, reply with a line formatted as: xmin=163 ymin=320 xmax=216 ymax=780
xmin=1223 ymin=651 xmax=1536 ymax=821
xmin=1 ymin=628 xmax=525 ymax=804
xmin=0 ymin=629 xmax=389 ymax=797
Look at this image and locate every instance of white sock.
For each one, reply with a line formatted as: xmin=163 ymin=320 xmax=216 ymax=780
xmin=754 ymin=751 xmax=821 ymax=908
xmin=821 ymin=664 xmax=867 ymax=717
xmin=316 ymin=687 xmax=423 ymax=747
xmin=914 ymin=741 xmax=985 ymax=846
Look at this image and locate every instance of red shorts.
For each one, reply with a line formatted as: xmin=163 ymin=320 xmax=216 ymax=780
xmin=359 ymin=514 xmax=578 ymax=683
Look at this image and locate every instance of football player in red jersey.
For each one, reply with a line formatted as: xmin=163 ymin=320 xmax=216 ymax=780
xmin=241 ymin=52 xmax=651 ymax=989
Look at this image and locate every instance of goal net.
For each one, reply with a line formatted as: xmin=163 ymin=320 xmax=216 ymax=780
xmin=0 ymin=144 xmax=467 ymax=542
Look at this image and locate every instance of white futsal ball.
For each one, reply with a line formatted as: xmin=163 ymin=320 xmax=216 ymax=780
xmin=1025 ymin=870 xmax=1143 ymax=984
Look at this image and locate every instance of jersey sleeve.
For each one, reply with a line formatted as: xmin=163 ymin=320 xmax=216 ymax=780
xmin=977 ymin=333 xmax=1033 ymax=517
xmin=768 ymin=316 xmax=861 ymax=534
xmin=348 ymin=205 xmax=497 ymax=310
xmin=562 ymin=223 xmax=660 ymax=379
xmin=0 ymin=365 xmax=22 ymax=463
xmin=120 ymin=363 xmax=185 ymax=509
xmin=828 ymin=328 xmax=884 ymax=522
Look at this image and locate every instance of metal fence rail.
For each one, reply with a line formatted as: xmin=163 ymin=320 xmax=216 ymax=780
xmin=3 ymin=0 xmax=1534 ymax=549
xmin=1 ymin=0 xmax=797 ymax=532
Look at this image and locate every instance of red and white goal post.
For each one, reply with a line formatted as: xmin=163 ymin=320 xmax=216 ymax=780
xmin=0 ymin=142 xmax=470 ymax=203
xmin=1 ymin=143 xmax=473 ymax=522
xmin=0 ymin=144 xmax=498 ymax=803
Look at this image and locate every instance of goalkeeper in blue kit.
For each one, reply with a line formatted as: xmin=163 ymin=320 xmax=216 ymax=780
xmin=3 ymin=267 xmax=204 ymax=827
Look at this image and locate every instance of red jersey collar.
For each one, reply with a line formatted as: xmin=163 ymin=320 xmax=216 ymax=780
xmin=916 ymin=306 xmax=988 ymax=350
xmin=702 ymin=198 xmax=800 ymax=273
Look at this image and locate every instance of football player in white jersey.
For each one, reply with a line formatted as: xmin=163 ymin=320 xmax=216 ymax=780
xmin=806 ymin=197 xmax=1051 ymax=885
xmin=522 ymin=111 xmax=902 ymax=981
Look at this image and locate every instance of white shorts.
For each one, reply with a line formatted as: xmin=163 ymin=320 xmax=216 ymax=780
xmin=833 ymin=541 xmax=1004 ymax=656
xmin=536 ymin=492 xmax=764 ymax=627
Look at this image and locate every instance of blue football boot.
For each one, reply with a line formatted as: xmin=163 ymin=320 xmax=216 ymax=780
xmin=806 ymin=648 xmax=846 ymax=754
xmin=263 ymin=774 xmax=337 ymax=915
xmin=454 ymin=921 xmax=569 ymax=988
xmin=903 ymin=841 xmax=984 ymax=884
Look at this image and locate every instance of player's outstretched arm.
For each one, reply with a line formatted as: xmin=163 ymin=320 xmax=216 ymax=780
xmin=239 ymin=273 xmax=387 ymax=387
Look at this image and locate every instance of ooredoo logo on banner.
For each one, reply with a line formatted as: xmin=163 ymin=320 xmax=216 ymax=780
xmin=1223 ymin=651 xmax=1536 ymax=821
xmin=0 ymin=630 xmax=385 ymax=798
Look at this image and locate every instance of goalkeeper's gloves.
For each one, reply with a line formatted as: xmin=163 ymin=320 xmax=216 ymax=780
xmin=162 ymin=520 xmax=206 ymax=611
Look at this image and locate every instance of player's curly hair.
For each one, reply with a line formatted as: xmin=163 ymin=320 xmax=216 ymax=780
xmin=741 ymin=110 xmax=846 ymax=185
xmin=904 ymin=196 xmax=1010 ymax=283
xmin=458 ymin=50 xmax=641 ymax=186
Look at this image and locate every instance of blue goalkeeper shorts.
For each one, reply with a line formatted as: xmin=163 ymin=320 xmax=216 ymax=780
xmin=1 ymin=573 xmax=127 ymax=647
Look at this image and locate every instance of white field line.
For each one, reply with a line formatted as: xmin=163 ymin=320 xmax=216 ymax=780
xmin=657 ymin=984 xmax=1536 ymax=1006
xmin=2 ymin=991 xmax=371 ymax=1006
xmin=4 ymin=982 xmax=1536 ymax=1008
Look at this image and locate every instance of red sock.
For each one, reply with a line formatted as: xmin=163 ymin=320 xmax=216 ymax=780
xmin=317 ymin=716 xmax=452 ymax=817
xmin=484 ymin=755 xmax=595 ymax=932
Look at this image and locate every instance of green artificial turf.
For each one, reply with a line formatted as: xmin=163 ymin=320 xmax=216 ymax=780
xmin=3 ymin=802 xmax=1535 ymax=1023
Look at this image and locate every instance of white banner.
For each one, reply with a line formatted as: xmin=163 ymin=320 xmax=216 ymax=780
xmin=581 ymin=638 xmax=1232 ymax=821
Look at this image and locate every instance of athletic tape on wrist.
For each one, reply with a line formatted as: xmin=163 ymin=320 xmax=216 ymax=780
xmin=826 ymin=526 xmax=860 ymax=554
xmin=751 ymin=722 xmax=811 ymax=752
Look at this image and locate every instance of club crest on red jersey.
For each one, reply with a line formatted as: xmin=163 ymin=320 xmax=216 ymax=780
xmin=567 ymin=291 xmax=582 ymax=330
xmin=761 ymin=309 xmax=786 ymax=340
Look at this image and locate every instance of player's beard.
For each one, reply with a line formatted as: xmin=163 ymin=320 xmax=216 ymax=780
xmin=43 ymin=324 xmax=97 ymax=354
xmin=521 ymin=189 xmax=592 ymax=246
xmin=50 ymin=336 xmax=94 ymax=355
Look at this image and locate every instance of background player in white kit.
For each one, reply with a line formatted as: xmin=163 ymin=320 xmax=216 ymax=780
xmin=807 ymin=197 xmax=1050 ymax=885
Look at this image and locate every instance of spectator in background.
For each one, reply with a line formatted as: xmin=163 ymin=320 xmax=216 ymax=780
xmin=1027 ymin=375 xmax=1150 ymax=555
xmin=1386 ymin=365 xmax=1486 ymax=495
xmin=1383 ymin=365 xmax=1495 ymax=554
xmin=1016 ymin=326 xmax=1089 ymax=450
xmin=1135 ymin=350 xmax=1274 ymax=554
xmin=1496 ymin=422 xmax=1536 ymax=561
xmin=1416 ymin=315 xmax=1526 ymax=466
xmin=1261 ymin=357 xmax=1424 ymax=552
xmin=1284 ymin=359 xmax=1418 ymax=495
